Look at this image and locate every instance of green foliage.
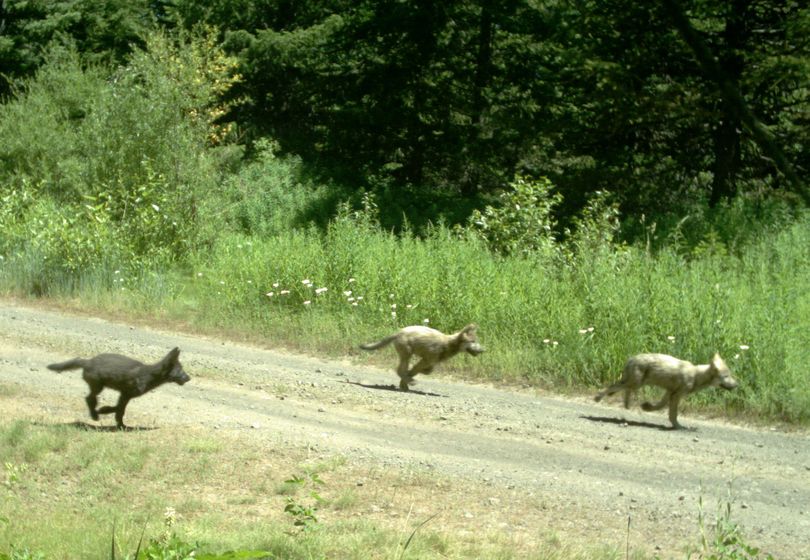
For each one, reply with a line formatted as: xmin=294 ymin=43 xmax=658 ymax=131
xmin=697 ymin=486 xmax=776 ymax=560
xmin=181 ymin=197 xmax=810 ymax=423
xmin=167 ymin=0 xmax=809 ymax=226
xmin=137 ymin=534 xmax=197 ymax=560
xmin=0 ymin=28 xmax=240 ymax=293
xmin=0 ymin=549 xmax=45 ymax=560
xmin=4 ymin=0 xmax=810 ymax=229
xmin=567 ymin=191 xmax=622 ymax=253
xmin=282 ymin=472 xmax=325 ymax=531
xmin=218 ymin=139 xmax=335 ymax=237
xmin=2 ymin=463 xmax=28 ymax=489
xmin=464 ymin=176 xmax=562 ymax=258
xmin=0 ymin=0 xmax=153 ymax=96
xmin=195 ymin=553 xmax=273 ymax=560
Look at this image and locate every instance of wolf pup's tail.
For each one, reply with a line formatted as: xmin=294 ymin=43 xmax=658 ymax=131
xmin=359 ymin=335 xmax=396 ymax=351
xmin=47 ymin=358 xmax=88 ymax=372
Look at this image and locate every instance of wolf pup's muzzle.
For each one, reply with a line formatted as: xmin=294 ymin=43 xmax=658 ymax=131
xmin=720 ymin=378 xmax=738 ymax=390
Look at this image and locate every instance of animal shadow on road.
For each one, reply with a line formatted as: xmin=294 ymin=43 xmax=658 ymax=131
xmin=35 ymin=420 xmax=157 ymax=433
xmin=342 ymin=379 xmax=446 ymax=398
xmin=580 ymin=414 xmax=690 ymax=432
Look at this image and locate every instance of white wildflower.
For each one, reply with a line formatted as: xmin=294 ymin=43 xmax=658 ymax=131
xmin=164 ymin=507 xmax=177 ymax=527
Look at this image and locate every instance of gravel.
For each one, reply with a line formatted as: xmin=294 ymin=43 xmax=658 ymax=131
xmin=1 ymin=300 xmax=808 ymax=558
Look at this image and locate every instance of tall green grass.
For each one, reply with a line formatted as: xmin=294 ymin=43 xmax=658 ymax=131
xmin=0 ymin=27 xmax=807 ymax=425
xmin=2 ymin=185 xmax=809 ymax=423
xmin=171 ymin=207 xmax=808 ymax=423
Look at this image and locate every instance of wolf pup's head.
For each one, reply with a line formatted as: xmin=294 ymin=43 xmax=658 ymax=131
xmin=164 ymin=347 xmax=191 ymax=386
xmin=709 ymin=353 xmax=738 ymax=390
xmin=459 ymin=324 xmax=485 ymax=356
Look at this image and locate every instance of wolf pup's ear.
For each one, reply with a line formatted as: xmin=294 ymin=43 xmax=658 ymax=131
xmin=167 ymin=347 xmax=181 ymax=362
xmin=464 ymin=324 xmax=477 ymax=333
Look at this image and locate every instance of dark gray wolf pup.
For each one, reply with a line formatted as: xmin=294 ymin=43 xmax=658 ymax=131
xmin=47 ymin=347 xmax=190 ymax=429
xmin=360 ymin=324 xmax=484 ymax=391
xmin=594 ymin=352 xmax=738 ymax=429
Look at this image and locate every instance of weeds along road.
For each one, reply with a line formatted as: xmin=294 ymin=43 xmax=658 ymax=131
xmin=1 ymin=300 xmax=808 ymax=558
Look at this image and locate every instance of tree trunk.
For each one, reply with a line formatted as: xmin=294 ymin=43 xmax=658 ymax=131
xmin=662 ymin=0 xmax=808 ymax=204
xmin=461 ymin=0 xmax=495 ymax=197
xmin=709 ymin=0 xmax=746 ymax=207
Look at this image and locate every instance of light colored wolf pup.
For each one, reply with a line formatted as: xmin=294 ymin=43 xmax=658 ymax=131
xmin=360 ymin=324 xmax=484 ymax=391
xmin=594 ymin=352 xmax=738 ymax=429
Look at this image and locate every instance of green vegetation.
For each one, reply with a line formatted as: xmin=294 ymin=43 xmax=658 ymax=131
xmin=0 ymin=2 xmax=807 ymax=556
xmin=0 ymin=419 xmax=770 ymax=560
xmin=695 ymin=485 xmax=777 ymax=560
xmin=0 ymin=20 xmax=809 ymax=425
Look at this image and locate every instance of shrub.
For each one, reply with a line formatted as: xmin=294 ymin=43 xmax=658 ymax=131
xmin=463 ymin=175 xmax=562 ymax=259
xmin=0 ymin=28 xmax=240 ymax=289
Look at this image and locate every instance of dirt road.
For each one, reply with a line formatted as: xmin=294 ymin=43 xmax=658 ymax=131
xmin=1 ymin=300 xmax=808 ymax=558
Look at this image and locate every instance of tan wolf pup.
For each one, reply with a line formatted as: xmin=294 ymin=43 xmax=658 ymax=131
xmin=47 ymin=347 xmax=190 ymax=429
xmin=594 ymin=352 xmax=738 ymax=429
xmin=360 ymin=324 xmax=484 ymax=390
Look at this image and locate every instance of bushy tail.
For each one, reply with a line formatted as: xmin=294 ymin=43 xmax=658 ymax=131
xmin=359 ymin=335 xmax=396 ymax=351
xmin=47 ymin=358 xmax=87 ymax=372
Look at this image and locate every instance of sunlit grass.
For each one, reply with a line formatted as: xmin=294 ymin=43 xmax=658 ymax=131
xmin=2 ymin=212 xmax=809 ymax=424
xmin=0 ymin=417 xmax=660 ymax=560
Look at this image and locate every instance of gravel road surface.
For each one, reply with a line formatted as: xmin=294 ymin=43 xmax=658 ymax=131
xmin=1 ymin=301 xmax=807 ymax=558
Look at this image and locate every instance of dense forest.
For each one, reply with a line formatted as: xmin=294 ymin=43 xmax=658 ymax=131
xmin=1 ymin=0 xmax=809 ymax=423
xmin=2 ymin=0 xmax=808 ymax=229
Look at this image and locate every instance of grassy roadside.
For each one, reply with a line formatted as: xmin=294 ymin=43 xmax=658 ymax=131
xmin=1 ymin=392 xmax=661 ymax=560
xmin=1 ymin=38 xmax=807 ymax=426
xmin=3 ymin=208 xmax=809 ymax=428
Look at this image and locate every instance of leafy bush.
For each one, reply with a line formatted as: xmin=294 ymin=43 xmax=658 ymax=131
xmin=218 ymin=139 xmax=334 ymax=237
xmin=0 ymin=28 xmax=240 ymax=289
xmin=463 ymin=175 xmax=562 ymax=258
